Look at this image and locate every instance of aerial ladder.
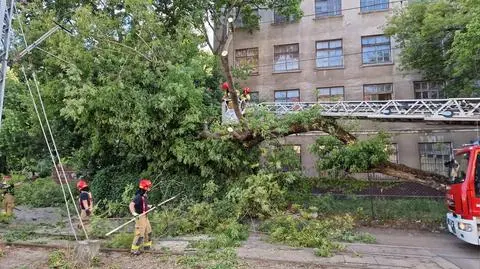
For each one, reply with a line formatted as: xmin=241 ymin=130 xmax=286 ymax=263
xmin=223 ymin=99 xmax=480 ymax=123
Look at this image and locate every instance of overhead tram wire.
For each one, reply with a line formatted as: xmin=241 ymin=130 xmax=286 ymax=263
xmin=14 ymin=3 xmax=88 ymax=240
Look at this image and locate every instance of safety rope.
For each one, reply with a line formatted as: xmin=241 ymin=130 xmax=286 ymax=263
xmin=14 ymin=3 xmax=88 ymax=240
xmin=21 ymin=66 xmax=78 ymax=241
xmin=32 ymin=73 xmax=89 ymax=240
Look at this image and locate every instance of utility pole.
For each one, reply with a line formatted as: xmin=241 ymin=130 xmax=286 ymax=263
xmin=0 ymin=0 xmax=14 ymax=129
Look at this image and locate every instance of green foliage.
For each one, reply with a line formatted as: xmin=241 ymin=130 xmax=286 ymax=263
xmin=48 ymin=250 xmax=72 ymax=269
xmin=385 ymin=0 xmax=480 ymax=97
xmin=226 ymin=174 xmax=286 ymax=219
xmin=88 ymin=215 xmax=113 ymax=238
xmin=290 ymin=194 xmax=446 ymax=228
xmin=15 ymin=178 xmax=66 ymax=207
xmin=260 ymin=214 xmax=359 ymax=257
xmin=311 ymin=133 xmax=391 ymax=176
xmin=0 ymin=213 xmax=13 ymax=224
xmin=2 ymin=230 xmax=33 ymax=242
xmin=179 ymin=219 xmax=247 ymax=269
xmin=104 ymin=233 xmax=134 ymax=249
xmin=178 ymin=247 xmax=238 ymax=269
xmin=313 ymin=177 xmax=398 ymax=194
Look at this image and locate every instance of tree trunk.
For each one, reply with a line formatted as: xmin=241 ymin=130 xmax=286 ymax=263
xmin=220 ymin=55 xmax=243 ymax=121
xmin=371 ymin=162 xmax=448 ymax=192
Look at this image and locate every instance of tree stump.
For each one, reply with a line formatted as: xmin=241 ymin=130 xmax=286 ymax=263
xmin=73 ymin=240 xmax=100 ymax=266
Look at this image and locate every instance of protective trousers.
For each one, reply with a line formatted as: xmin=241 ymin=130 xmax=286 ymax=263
xmin=2 ymin=193 xmax=14 ymax=216
xmin=131 ymin=215 xmax=152 ymax=251
xmin=77 ymin=209 xmax=90 ymax=230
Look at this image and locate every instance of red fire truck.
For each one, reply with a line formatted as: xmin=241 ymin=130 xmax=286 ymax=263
xmin=446 ymin=144 xmax=480 ymax=245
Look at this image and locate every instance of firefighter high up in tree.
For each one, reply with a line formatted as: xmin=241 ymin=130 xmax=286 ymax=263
xmin=221 ymin=82 xmax=251 ymax=124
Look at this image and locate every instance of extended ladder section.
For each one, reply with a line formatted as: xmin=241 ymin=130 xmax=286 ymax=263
xmin=255 ymin=98 xmax=480 ymax=122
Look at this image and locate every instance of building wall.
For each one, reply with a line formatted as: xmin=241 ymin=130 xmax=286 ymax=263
xmin=225 ymin=0 xmax=479 ymax=176
xmin=282 ymin=122 xmax=479 ymax=177
xmin=229 ymin=0 xmax=421 ymax=102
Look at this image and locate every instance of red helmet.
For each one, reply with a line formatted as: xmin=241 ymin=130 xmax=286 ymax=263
xmin=221 ymin=82 xmax=229 ymax=91
xmin=139 ymin=179 xmax=152 ymax=191
xmin=77 ymin=180 xmax=88 ymax=190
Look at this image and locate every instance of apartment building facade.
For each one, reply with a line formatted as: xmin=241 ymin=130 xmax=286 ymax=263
xmin=226 ymin=0 xmax=479 ymax=177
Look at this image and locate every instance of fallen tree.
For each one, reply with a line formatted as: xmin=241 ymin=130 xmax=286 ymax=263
xmin=201 ymin=0 xmax=449 ymax=191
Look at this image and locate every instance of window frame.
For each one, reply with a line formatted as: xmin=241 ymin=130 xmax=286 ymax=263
xmin=361 ymin=35 xmax=392 ymax=65
xmin=273 ymin=43 xmax=300 ymax=72
xmin=317 ymin=86 xmax=345 ymax=101
xmin=273 ymin=10 xmax=296 ymax=24
xmin=235 ymin=47 xmax=259 ymax=75
xmin=360 ymin=0 xmax=389 ymax=13
xmin=363 ymin=83 xmax=393 ymax=101
xmin=274 ymin=89 xmax=300 ymax=103
xmin=418 ymin=142 xmax=452 ymax=176
xmin=249 ymin=91 xmax=260 ymax=103
xmin=315 ymin=0 xmax=342 ymax=18
xmin=389 ymin=143 xmax=399 ymax=164
xmin=315 ymin=39 xmax=344 ymax=69
xmin=414 ymin=81 xmax=444 ymax=99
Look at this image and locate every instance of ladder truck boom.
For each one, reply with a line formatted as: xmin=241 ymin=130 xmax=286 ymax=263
xmin=256 ymin=98 xmax=480 ymax=121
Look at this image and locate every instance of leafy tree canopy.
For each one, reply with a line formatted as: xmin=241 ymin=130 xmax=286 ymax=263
xmin=385 ymin=0 xmax=480 ymax=97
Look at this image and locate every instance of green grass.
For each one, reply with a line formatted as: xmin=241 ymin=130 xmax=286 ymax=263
xmin=294 ymin=194 xmax=447 ymax=228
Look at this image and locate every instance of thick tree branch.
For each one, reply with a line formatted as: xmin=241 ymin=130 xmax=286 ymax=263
xmin=220 ymin=55 xmax=243 ymax=121
xmin=371 ymin=162 xmax=447 ymax=191
xmin=200 ymin=115 xmax=447 ymax=191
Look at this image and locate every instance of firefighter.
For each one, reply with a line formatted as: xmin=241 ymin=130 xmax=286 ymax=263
xmin=1 ymin=175 xmax=14 ymax=216
xmin=129 ymin=178 xmax=153 ymax=255
xmin=2 ymin=185 xmax=14 ymax=216
xmin=77 ymin=179 xmax=93 ymax=230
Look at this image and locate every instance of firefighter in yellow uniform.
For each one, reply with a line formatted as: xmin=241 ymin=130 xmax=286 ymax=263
xmin=77 ymin=179 xmax=93 ymax=230
xmin=129 ymin=178 xmax=153 ymax=255
xmin=2 ymin=185 xmax=14 ymax=216
xmin=1 ymin=175 xmax=14 ymax=216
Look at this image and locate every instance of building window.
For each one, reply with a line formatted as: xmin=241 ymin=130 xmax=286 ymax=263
xmin=317 ymin=87 xmax=344 ymax=101
xmin=274 ymin=44 xmax=299 ymax=72
xmin=315 ymin=0 xmax=341 ymax=17
xmin=363 ymin=83 xmax=393 ymax=100
xmin=419 ymin=142 xmax=452 ymax=176
xmin=316 ymin=39 xmax=343 ymax=68
xmin=274 ymin=89 xmax=300 ymax=102
xmin=274 ymin=10 xmax=296 ymax=24
xmin=235 ymin=48 xmax=259 ymax=75
xmin=414 ymin=81 xmax=444 ymax=99
xmin=362 ymin=35 xmax=391 ymax=65
xmin=361 ymin=0 xmax=389 ymax=12
xmin=250 ymin=92 xmax=259 ymax=103
xmin=389 ymin=143 xmax=398 ymax=163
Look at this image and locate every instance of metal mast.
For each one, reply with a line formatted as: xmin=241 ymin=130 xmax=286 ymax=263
xmin=0 ymin=0 xmax=14 ymax=129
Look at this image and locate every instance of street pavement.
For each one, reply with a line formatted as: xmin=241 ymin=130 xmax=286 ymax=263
xmin=237 ymin=228 xmax=480 ymax=269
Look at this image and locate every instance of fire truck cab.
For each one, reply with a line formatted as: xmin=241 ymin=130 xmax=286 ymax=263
xmin=446 ymin=144 xmax=480 ymax=245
